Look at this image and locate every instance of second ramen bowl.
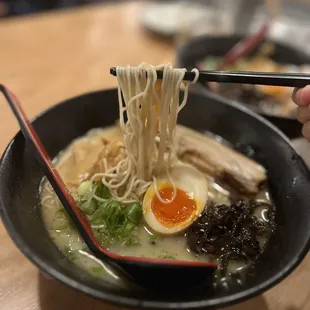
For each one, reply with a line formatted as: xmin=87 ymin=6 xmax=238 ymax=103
xmin=177 ymin=35 xmax=310 ymax=139
xmin=1 ymin=88 xmax=310 ymax=309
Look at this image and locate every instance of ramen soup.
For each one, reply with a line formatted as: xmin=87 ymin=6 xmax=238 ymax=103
xmin=40 ymin=64 xmax=275 ymax=287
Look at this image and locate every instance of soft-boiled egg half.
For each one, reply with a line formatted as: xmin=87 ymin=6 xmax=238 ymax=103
xmin=142 ymin=162 xmax=208 ymax=235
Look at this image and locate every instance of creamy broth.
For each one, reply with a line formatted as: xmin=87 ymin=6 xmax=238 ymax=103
xmin=40 ymin=125 xmax=273 ymax=284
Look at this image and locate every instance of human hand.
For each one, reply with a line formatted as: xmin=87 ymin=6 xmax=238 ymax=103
xmin=293 ymin=86 xmax=310 ymax=141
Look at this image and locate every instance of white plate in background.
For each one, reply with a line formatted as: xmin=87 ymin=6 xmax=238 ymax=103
xmin=140 ymin=1 xmax=236 ymax=37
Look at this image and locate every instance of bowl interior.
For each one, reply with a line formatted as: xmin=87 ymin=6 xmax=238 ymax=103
xmin=1 ymin=89 xmax=310 ymax=309
xmin=176 ymin=35 xmax=309 ymax=138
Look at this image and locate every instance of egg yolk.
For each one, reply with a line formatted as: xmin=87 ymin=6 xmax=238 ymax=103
xmin=151 ymin=187 xmax=197 ymax=228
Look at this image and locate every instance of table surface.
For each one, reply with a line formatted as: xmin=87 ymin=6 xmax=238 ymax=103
xmin=1 ymin=2 xmax=310 ymax=310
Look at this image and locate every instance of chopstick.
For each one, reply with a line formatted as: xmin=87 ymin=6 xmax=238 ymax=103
xmin=217 ymin=20 xmax=269 ymax=70
xmin=110 ymin=67 xmax=310 ymax=88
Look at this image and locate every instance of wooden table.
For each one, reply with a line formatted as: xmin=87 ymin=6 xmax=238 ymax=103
xmin=1 ymin=2 xmax=310 ymax=310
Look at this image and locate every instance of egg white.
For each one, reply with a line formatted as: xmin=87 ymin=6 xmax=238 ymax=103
xmin=142 ymin=162 xmax=208 ymax=235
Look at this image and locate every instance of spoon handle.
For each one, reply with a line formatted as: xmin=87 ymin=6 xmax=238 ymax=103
xmin=0 ymin=85 xmax=108 ymax=259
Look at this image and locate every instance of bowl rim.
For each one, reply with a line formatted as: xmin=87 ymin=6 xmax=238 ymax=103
xmin=176 ymin=34 xmax=310 ymax=122
xmin=1 ymin=88 xmax=310 ymax=309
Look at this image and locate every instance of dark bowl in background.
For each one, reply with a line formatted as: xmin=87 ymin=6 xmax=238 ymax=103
xmin=176 ymin=35 xmax=310 ymax=139
xmin=1 ymin=89 xmax=310 ymax=309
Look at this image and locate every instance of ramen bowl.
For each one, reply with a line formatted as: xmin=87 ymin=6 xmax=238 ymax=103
xmin=176 ymin=35 xmax=310 ymax=139
xmin=1 ymin=89 xmax=310 ymax=309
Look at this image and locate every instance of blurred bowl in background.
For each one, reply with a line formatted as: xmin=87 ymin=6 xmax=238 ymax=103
xmin=176 ymin=35 xmax=310 ymax=139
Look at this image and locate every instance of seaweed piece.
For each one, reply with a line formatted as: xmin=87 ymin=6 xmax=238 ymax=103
xmin=187 ymin=200 xmax=276 ymax=273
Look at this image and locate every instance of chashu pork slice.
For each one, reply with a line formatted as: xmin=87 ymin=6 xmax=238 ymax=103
xmin=176 ymin=125 xmax=267 ymax=194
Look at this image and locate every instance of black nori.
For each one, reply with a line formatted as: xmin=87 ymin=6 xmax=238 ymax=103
xmin=187 ymin=200 xmax=276 ymax=273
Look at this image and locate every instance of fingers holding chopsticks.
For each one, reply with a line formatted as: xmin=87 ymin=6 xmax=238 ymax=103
xmin=293 ymin=86 xmax=310 ymax=141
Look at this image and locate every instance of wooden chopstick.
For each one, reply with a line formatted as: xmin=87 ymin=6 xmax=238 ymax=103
xmin=110 ymin=67 xmax=310 ymax=88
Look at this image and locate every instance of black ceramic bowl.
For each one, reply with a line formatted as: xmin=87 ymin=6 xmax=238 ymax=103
xmin=1 ymin=88 xmax=310 ymax=309
xmin=176 ymin=35 xmax=310 ymax=139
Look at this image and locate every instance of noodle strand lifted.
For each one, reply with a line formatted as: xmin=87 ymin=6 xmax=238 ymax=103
xmin=91 ymin=63 xmax=199 ymax=204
